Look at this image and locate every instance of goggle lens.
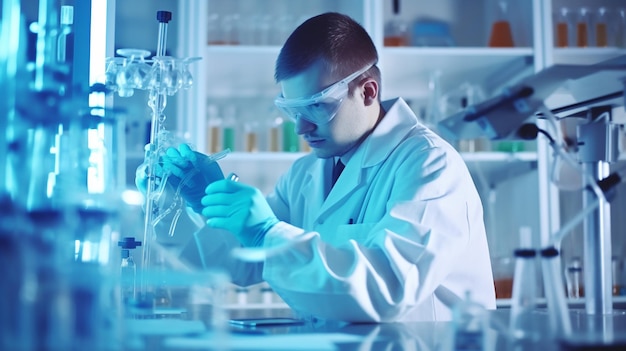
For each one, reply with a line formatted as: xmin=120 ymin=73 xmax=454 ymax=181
xmin=274 ymin=64 xmax=373 ymax=125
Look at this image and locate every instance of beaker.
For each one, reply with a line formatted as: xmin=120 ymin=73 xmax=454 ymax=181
xmin=488 ymin=0 xmax=515 ymax=47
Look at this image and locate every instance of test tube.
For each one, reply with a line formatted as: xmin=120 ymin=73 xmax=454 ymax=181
xmin=576 ymin=7 xmax=591 ymax=47
xmin=555 ymin=7 xmax=572 ymax=48
xmin=613 ymin=256 xmax=623 ymax=296
xmin=595 ymin=7 xmax=609 ymax=47
xmin=565 ymin=257 xmax=584 ymax=298
xmin=206 ymin=104 xmax=222 ymax=153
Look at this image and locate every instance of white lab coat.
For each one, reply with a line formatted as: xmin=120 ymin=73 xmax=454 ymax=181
xmin=178 ymin=98 xmax=495 ymax=323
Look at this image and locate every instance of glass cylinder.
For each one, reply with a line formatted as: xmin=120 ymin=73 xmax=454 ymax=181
xmin=565 ymin=257 xmax=584 ymax=298
xmin=617 ymin=8 xmax=626 ymax=48
xmin=206 ymin=103 xmax=222 ymax=154
xmin=282 ymin=120 xmax=299 ymax=152
xmin=509 ymin=248 xmax=539 ymax=341
xmin=222 ymin=104 xmax=237 ymax=151
xmin=595 ymin=7 xmax=609 ymax=47
xmin=508 ymin=226 xmax=540 ymax=342
xmin=613 ymin=256 xmax=623 ymax=296
xmin=554 ymin=7 xmax=572 ymax=47
xmin=244 ymin=119 xmax=260 ymax=153
xmin=576 ymin=7 xmax=591 ymax=47
xmin=268 ymin=114 xmax=283 ymax=152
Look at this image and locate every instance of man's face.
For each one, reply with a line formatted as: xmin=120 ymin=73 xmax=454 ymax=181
xmin=279 ymin=61 xmax=370 ymax=159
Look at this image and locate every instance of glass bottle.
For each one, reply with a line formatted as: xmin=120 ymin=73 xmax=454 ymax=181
xmin=222 ymin=104 xmax=237 ymax=152
xmin=268 ymin=114 xmax=283 ymax=152
xmin=244 ymin=118 xmax=260 ymax=153
xmin=613 ymin=256 xmax=623 ymax=296
xmin=384 ymin=0 xmax=409 ymax=47
xmin=595 ymin=7 xmax=609 ymax=47
xmin=282 ymin=119 xmax=299 ymax=152
xmin=554 ymin=7 xmax=572 ymax=48
xmin=576 ymin=7 xmax=591 ymax=47
xmin=617 ymin=8 xmax=626 ymax=48
xmin=565 ymin=257 xmax=583 ymax=298
xmin=488 ymin=0 xmax=514 ymax=47
xmin=118 ymin=237 xmax=142 ymax=304
xmin=206 ymin=103 xmax=222 ymax=154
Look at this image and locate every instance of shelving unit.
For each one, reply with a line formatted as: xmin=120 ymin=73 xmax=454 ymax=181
xmin=169 ymin=0 xmax=626 ymax=303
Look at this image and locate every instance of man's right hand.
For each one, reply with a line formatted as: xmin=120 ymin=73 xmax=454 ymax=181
xmin=135 ymin=144 xmax=224 ymax=214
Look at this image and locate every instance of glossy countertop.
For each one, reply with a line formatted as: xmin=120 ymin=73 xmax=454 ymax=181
xmin=121 ymin=304 xmax=626 ymax=351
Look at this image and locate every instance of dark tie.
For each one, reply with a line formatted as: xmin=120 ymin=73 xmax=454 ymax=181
xmin=331 ymin=160 xmax=345 ymax=188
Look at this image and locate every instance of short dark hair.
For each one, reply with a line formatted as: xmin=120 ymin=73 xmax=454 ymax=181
xmin=274 ymin=12 xmax=380 ymax=89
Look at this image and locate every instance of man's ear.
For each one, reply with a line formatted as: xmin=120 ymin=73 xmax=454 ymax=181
xmin=362 ymin=79 xmax=378 ymax=106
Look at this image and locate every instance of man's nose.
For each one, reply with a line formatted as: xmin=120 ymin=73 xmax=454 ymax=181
xmin=294 ymin=116 xmax=317 ymax=135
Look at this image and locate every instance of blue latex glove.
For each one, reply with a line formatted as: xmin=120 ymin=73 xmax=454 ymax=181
xmin=201 ymin=180 xmax=279 ymax=247
xmin=135 ymin=144 xmax=224 ymax=213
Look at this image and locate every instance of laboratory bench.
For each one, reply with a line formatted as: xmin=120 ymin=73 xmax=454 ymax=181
xmin=121 ymin=303 xmax=626 ymax=351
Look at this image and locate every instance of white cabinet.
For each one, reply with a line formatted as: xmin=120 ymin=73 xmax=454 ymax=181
xmin=172 ymin=0 xmax=626 ymax=298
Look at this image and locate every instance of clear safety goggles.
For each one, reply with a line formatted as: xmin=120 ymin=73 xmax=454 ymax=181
xmin=274 ymin=64 xmax=373 ymax=125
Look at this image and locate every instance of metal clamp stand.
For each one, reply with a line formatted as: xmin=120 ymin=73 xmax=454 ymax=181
xmin=576 ymin=105 xmax=620 ymax=316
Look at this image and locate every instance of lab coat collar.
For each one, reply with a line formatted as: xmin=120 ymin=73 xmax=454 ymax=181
xmin=359 ymin=97 xmax=417 ymax=168
xmin=318 ymin=97 xmax=418 ymax=212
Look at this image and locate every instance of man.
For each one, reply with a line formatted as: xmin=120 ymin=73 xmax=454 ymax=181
xmin=140 ymin=12 xmax=495 ymax=322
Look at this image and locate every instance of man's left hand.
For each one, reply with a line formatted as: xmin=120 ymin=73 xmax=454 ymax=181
xmin=201 ymin=180 xmax=279 ymax=247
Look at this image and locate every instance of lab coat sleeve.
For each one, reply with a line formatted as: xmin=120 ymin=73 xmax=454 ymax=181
xmin=262 ymin=145 xmax=490 ymax=322
xmin=151 ymin=188 xmax=264 ymax=287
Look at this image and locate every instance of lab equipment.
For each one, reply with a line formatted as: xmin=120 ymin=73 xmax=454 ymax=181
xmin=450 ymin=291 xmax=488 ymax=351
xmin=274 ymin=64 xmax=373 ymax=125
xmin=565 ymin=257 xmax=584 ymax=299
xmin=508 ymin=227 xmax=540 ymax=343
xmin=1 ymin=0 xmax=125 ymax=349
xmin=119 ymin=237 xmax=142 ymax=303
xmin=438 ymin=54 xmax=625 ymax=345
xmin=383 ymin=0 xmax=409 ymax=47
xmin=105 ymin=10 xmax=209 ymax=310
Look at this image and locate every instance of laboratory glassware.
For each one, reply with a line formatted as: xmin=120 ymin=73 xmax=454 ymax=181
xmin=509 ymin=227 xmax=540 ymax=343
xmin=118 ymin=237 xmax=142 ymax=304
xmin=488 ymin=0 xmax=514 ymax=47
xmin=595 ymin=7 xmax=609 ymax=47
xmin=576 ymin=7 xmax=591 ymax=47
xmin=384 ymin=0 xmax=409 ymax=47
xmin=565 ymin=257 xmax=584 ymax=299
xmin=555 ymin=7 xmax=572 ymax=48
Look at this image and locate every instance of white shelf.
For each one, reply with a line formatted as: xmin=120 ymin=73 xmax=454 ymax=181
xmin=380 ymin=47 xmax=534 ymax=99
xmin=553 ymin=47 xmax=626 ymax=65
xmin=205 ymin=46 xmax=280 ymax=97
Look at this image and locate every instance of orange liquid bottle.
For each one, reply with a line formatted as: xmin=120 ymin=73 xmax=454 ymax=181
xmin=488 ymin=1 xmax=514 ymax=47
xmin=576 ymin=7 xmax=590 ymax=47
xmin=596 ymin=7 xmax=609 ymax=47
xmin=384 ymin=0 xmax=409 ymax=47
xmin=555 ymin=7 xmax=571 ymax=47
